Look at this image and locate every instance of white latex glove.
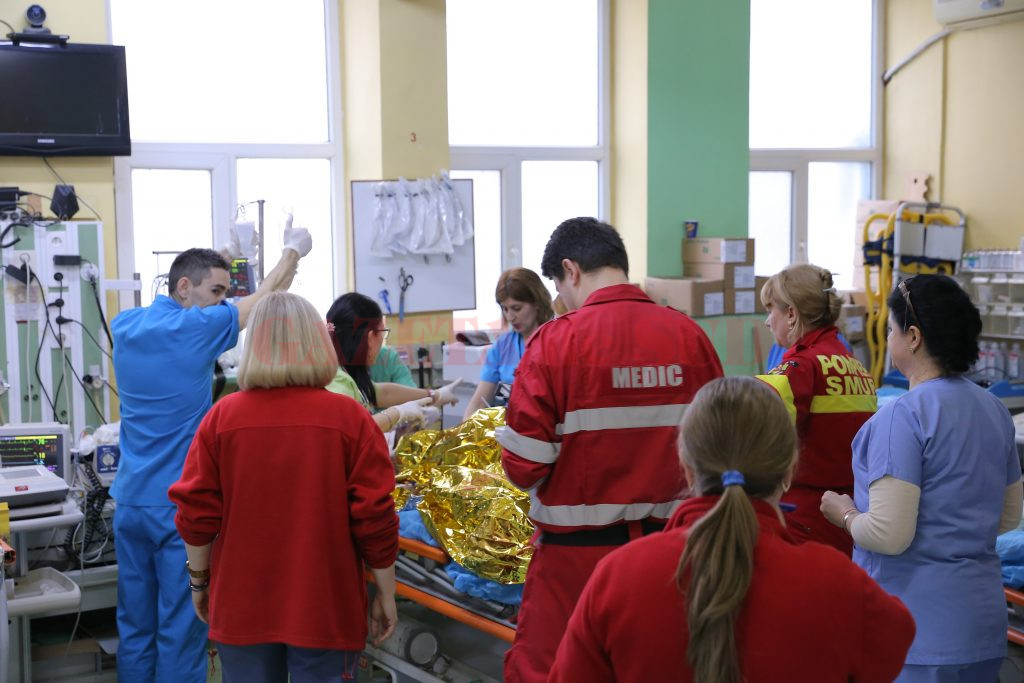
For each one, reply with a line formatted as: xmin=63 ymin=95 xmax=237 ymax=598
xmin=394 ymin=397 xmax=433 ymax=427
xmin=432 ymin=378 xmax=463 ymax=407
xmin=282 ymin=213 xmax=313 ymax=258
xmin=421 ymin=405 xmax=441 ymax=425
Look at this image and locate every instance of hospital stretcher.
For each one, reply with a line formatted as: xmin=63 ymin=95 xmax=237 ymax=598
xmin=367 ymin=536 xmax=516 ymax=644
xmin=1006 ymin=586 xmax=1024 ymax=646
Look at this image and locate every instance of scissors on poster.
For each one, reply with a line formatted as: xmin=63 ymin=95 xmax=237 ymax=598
xmin=398 ymin=267 xmax=414 ymax=322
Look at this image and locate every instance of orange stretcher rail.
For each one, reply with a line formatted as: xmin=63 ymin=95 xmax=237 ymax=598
xmin=366 ymin=571 xmax=516 ymax=643
xmin=398 ymin=536 xmax=449 ymax=565
xmin=1005 ymin=587 xmax=1024 ymax=646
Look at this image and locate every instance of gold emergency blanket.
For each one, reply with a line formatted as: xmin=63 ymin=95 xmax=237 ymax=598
xmin=393 ymin=407 xmax=534 ymax=583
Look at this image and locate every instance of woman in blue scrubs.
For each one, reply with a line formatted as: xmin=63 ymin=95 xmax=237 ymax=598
xmin=821 ymin=274 xmax=1024 ymax=682
xmin=463 ymin=268 xmax=553 ymax=420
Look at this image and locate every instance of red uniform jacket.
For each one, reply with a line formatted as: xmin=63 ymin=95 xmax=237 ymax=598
xmin=498 ymin=284 xmax=724 ymax=532
xmin=550 ymin=496 xmax=915 ymax=683
xmin=169 ymin=386 xmax=398 ymax=650
xmin=757 ymin=326 xmax=876 ymax=551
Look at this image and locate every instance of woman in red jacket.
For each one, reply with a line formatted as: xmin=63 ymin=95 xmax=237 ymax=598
xmin=169 ymin=292 xmax=399 ymax=682
xmin=550 ymin=377 xmax=914 ymax=683
xmin=757 ymin=264 xmax=876 ymax=555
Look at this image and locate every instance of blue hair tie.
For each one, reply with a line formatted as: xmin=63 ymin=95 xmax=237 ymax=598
xmin=721 ymin=470 xmax=745 ymax=488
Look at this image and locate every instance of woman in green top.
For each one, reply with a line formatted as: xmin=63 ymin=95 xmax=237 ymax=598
xmin=326 ymin=293 xmax=460 ymax=432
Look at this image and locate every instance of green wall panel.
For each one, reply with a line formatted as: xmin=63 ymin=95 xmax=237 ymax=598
xmin=647 ymin=0 xmax=750 ymax=277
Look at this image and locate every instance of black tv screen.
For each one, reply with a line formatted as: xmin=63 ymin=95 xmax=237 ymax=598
xmin=0 ymin=42 xmax=131 ymax=157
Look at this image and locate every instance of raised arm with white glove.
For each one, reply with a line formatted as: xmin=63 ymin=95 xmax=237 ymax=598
xmin=431 ymin=377 xmax=463 ymax=407
xmin=235 ymin=214 xmax=312 ymax=330
xmin=282 ymin=213 xmax=313 ymax=258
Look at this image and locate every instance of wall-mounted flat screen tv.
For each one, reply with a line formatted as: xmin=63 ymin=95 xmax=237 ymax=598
xmin=0 ymin=41 xmax=131 ymax=157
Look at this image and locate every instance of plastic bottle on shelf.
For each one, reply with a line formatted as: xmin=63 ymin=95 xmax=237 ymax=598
xmin=985 ymin=341 xmax=998 ymax=379
xmin=1008 ymin=343 xmax=1021 ymax=380
xmin=995 ymin=342 xmax=1008 ymax=380
xmin=977 ymin=341 xmax=989 ymax=377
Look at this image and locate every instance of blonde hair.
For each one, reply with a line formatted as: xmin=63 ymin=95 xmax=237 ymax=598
xmin=759 ymin=264 xmax=843 ymax=343
xmin=237 ymin=292 xmax=338 ymax=390
xmin=675 ymin=377 xmax=797 ymax=683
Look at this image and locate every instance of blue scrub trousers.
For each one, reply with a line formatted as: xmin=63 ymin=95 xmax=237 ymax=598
xmin=114 ymin=504 xmax=208 ymax=683
xmin=896 ymin=658 xmax=1003 ymax=682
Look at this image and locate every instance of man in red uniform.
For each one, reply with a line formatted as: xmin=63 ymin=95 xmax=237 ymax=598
xmin=497 ymin=217 xmax=724 ymax=683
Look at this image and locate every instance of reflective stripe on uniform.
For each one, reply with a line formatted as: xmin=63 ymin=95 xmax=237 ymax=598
xmin=756 ymin=374 xmax=797 ymax=423
xmin=809 ymin=394 xmax=877 ymax=414
xmin=496 ymin=425 xmax=561 ymax=464
xmin=528 ymin=493 xmax=682 ymax=528
xmin=558 ymin=404 xmax=688 ymax=435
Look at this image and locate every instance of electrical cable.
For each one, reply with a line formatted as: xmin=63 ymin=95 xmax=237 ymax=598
xmin=42 ymin=158 xmax=103 ymax=221
xmin=0 ymin=220 xmax=27 ymax=248
xmin=63 ymin=355 xmax=107 ymax=424
xmin=63 ymin=463 xmax=110 ymax=565
xmin=90 ymin=278 xmax=113 ymax=349
xmin=50 ymin=275 xmax=69 ymax=419
xmin=30 ymin=273 xmax=60 ymax=420
xmin=63 ymin=464 xmax=89 ymax=658
xmin=0 ymin=18 xmax=16 ymax=34
xmin=81 ymin=259 xmax=114 ymax=349
xmin=57 ymin=316 xmax=113 ymax=361
xmin=103 ymin=379 xmax=119 ymax=397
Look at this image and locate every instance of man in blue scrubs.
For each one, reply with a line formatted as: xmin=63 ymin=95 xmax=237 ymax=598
xmin=111 ymin=227 xmax=312 ymax=682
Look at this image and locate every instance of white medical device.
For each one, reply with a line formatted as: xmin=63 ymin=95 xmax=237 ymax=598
xmin=0 ymin=422 xmax=72 ymax=483
xmin=0 ymin=465 xmax=69 ymax=509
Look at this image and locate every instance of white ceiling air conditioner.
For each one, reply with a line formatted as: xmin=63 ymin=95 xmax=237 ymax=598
xmin=934 ymin=0 xmax=1024 ymax=29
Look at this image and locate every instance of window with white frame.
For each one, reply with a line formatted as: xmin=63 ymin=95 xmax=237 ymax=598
xmin=748 ymin=0 xmax=879 ymax=290
xmin=109 ymin=0 xmax=342 ymax=316
xmin=446 ymin=0 xmax=608 ymax=332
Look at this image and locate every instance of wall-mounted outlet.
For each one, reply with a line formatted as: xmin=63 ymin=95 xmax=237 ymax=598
xmin=15 ymin=249 xmax=36 ymax=274
xmin=80 ymin=262 xmax=99 ymax=283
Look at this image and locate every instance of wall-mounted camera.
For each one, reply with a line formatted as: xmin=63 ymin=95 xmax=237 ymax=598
xmin=24 ymin=4 xmax=51 ymax=34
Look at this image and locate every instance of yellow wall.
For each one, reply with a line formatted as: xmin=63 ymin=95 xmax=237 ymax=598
xmin=610 ymin=0 xmax=648 ymax=283
xmin=0 ymin=0 xmax=117 ymax=279
xmin=884 ymin=1 xmax=1024 ymax=249
xmin=340 ymin=0 xmax=451 ymax=344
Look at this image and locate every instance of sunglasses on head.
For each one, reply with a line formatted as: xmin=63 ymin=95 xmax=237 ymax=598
xmin=897 ymin=278 xmax=922 ymax=333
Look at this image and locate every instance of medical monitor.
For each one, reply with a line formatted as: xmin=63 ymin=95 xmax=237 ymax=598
xmin=0 ymin=422 xmax=72 ymax=483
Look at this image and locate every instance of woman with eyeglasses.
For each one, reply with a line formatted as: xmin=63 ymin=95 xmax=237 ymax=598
xmin=550 ymin=377 xmax=915 ymax=683
xmin=757 ymin=264 xmax=877 ymax=555
xmin=325 ymin=293 xmax=460 ymax=432
xmin=821 ymin=274 xmax=1023 ymax=682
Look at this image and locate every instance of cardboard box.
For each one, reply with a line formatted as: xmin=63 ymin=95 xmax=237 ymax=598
xmin=725 ymin=288 xmax=757 ymax=315
xmin=838 ymin=303 xmax=867 ymax=342
xmin=683 ymin=262 xmax=756 ymax=289
xmin=645 ymin=277 xmax=725 ymax=317
xmin=754 ymin=276 xmax=769 ymax=312
xmin=681 ymin=238 xmax=755 ymax=265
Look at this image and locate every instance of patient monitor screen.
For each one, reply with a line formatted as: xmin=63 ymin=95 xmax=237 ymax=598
xmin=0 ymin=433 xmax=65 ymax=478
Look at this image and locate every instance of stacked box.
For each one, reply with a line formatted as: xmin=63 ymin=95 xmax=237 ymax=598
xmin=645 ymin=277 xmax=725 ymax=317
xmin=838 ymin=303 xmax=867 ymax=342
xmin=682 ymin=238 xmax=758 ymax=316
xmin=682 ymin=237 xmax=755 ymax=265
